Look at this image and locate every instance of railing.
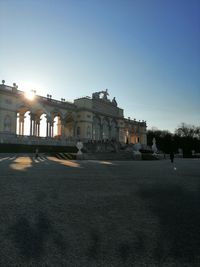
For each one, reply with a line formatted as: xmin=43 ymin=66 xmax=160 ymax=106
xmin=37 ymin=96 xmax=74 ymax=106
xmin=0 ymin=133 xmax=76 ymax=146
xmin=0 ymin=84 xmax=13 ymax=92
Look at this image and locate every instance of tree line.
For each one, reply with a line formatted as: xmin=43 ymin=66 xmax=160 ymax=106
xmin=147 ymin=123 xmax=200 ymax=155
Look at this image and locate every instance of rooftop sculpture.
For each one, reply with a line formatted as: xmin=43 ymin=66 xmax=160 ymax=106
xmin=92 ymin=89 xmax=117 ymax=106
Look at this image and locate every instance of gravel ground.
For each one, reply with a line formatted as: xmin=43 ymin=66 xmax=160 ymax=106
xmin=0 ymin=154 xmax=200 ymax=267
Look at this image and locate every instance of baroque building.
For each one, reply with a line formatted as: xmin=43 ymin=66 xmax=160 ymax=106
xmin=0 ymin=81 xmax=147 ymax=146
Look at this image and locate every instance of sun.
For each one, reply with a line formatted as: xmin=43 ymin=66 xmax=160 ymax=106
xmin=25 ymin=90 xmax=35 ymax=100
xmin=19 ymin=80 xmax=45 ymax=99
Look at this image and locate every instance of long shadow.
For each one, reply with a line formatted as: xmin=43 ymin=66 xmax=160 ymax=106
xmin=139 ymin=184 xmax=200 ymax=264
xmin=116 ymin=231 xmax=145 ymax=263
xmin=7 ymin=212 xmax=66 ymax=260
xmin=87 ymin=228 xmax=102 ymax=260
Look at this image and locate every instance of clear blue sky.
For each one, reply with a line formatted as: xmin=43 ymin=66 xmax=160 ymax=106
xmin=0 ymin=0 xmax=200 ymax=132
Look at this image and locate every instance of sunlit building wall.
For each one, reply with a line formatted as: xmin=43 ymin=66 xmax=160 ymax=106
xmin=0 ymin=82 xmax=147 ymax=146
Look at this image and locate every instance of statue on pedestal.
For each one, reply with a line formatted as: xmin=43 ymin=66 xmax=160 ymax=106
xmin=152 ymin=138 xmax=158 ymax=154
xmin=102 ymin=89 xmax=109 ymax=100
xmin=92 ymin=89 xmax=111 ymax=102
xmin=112 ymin=97 xmax=117 ymax=106
xmin=92 ymin=92 xmax=101 ymax=99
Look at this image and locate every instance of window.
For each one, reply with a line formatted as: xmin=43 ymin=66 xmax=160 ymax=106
xmin=4 ymin=115 xmax=11 ymax=132
xmin=87 ymin=126 xmax=91 ymax=138
xmin=77 ymin=126 xmax=80 ymax=137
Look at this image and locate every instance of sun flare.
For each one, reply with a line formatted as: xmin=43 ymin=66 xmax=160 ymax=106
xmin=25 ymin=90 xmax=35 ymax=100
xmin=19 ymin=81 xmax=45 ymax=99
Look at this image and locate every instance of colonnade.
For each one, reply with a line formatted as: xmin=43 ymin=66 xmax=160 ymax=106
xmin=92 ymin=117 xmax=119 ymax=141
xmin=125 ymin=125 xmax=146 ymax=144
xmin=92 ymin=116 xmax=145 ymax=143
xmin=16 ymin=112 xmax=146 ymax=144
xmin=17 ymin=112 xmax=65 ymax=138
xmin=92 ymin=126 xmax=119 ymax=141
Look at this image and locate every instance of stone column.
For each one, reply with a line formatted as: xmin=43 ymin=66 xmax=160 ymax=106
xmin=48 ymin=121 xmax=52 ymax=137
xmin=22 ymin=119 xmax=25 ymax=135
xmin=51 ymin=121 xmax=54 ymax=137
xmin=108 ymin=125 xmax=111 ymax=140
xmin=138 ymin=125 xmax=141 ymax=142
xmin=125 ymin=129 xmax=129 ymax=144
xmin=61 ymin=121 xmax=65 ymax=139
xmin=45 ymin=116 xmax=52 ymax=138
xmin=91 ymin=123 xmax=93 ymax=141
xmin=37 ymin=123 xmax=40 ymax=137
xmin=18 ymin=114 xmax=25 ymax=135
xmin=35 ymin=117 xmax=41 ymax=137
xmin=46 ymin=121 xmax=49 ymax=137
xmin=118 ymin=127 xmax=123 ymax=143
xmin=33 ymin=114 xmax=38 ymax=136
xmin=46 ymin=119 xmax=53 ymax=138
xmin=18 ymin=114 xmax=21 ymax=135
xmin=73 ymin=122 xmax=76 ymax=140
xmin=100 ymin=116 xmax=104 ymax=141
xmin=99 ymin=125 xmax=102 ymax=140
xmin=29 ymin=113 xmax=36 ymax=136
xmin=115 ymin=126 xmax=119 ymax=142
xmin=30 ymin=118 xmax=32 ymax=136
xmin=33 ymin=120 xmax=36 ymax=136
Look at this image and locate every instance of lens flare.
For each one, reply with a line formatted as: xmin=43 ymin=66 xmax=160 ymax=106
xmin=25 ymin=90 xmax=35 ymax=100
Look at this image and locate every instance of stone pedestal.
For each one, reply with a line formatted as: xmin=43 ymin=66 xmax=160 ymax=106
xmin=76 ymin=141 xmax=83 ymax=159
xmin=133 ymin=142 xmax=142 ymax=160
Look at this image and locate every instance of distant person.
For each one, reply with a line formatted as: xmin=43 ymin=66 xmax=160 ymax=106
xmin=170 ymin=151 xmax=174 ymax=163
xmin=35 ymin=148 xmax=39 ymax=159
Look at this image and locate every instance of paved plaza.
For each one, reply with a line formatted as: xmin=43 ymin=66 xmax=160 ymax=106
xmin=0 ymin=155 xmax=200 ymax=267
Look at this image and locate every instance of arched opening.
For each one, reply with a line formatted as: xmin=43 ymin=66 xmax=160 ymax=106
xmin=130 ymin=128 xmax=135 ymax=144
xmin=65 ymin=113 xmax=75 ymax=140
xmin=23 ymin=111 xmax=31 ymax=136
xmin=39 ymin=114 xmax=47 ymax=137
xmin=124 ymin=127 xmax=129 ymax=144
xmin=16 ymin=107 xmax=31 ymax=136
xmin=53 ymin=115 xmax=60 ymax=138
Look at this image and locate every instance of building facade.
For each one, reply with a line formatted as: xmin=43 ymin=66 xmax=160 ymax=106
xmin=0 ymin=82 xmax=147 ymax=146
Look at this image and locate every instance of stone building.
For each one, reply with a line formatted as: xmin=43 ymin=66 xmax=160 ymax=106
xmin=0 ymin=81 xmax=147 ymax=146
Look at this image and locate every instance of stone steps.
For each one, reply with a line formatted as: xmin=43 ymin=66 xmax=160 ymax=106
xmin=82 ymin=151 xmax=133 ymax=160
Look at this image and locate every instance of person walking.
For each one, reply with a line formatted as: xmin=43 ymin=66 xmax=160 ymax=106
xmin=35 ymin=148 xmax=39 ymax=159
xmin=170 ymin=151 xmax=174 ymax=163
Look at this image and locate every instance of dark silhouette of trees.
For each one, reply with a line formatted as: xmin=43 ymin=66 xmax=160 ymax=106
xmin=175 ymin=123 xmax=200 ymax=139
xmin=147 ymin=129 xmax=173 ymax=153
xmin=147 ymin=123 xmax=200 ymax=156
